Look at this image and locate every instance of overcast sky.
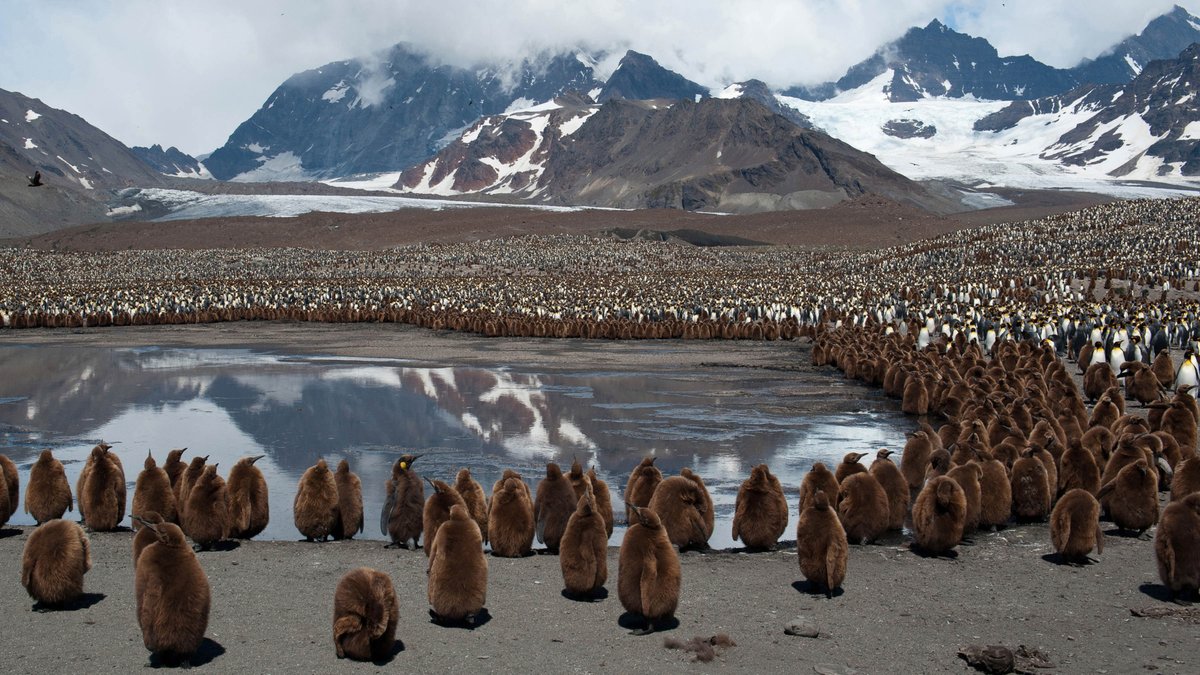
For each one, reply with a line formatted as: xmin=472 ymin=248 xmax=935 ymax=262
xmin=0 ymin=0 xmax=1195 ymax=155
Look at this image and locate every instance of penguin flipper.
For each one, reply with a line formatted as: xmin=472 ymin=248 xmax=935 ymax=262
xmin=1095 ymin=522 xmax=1104 ymax=555
xmin=730 ymin=515 xmax=740 ymax=543
xmin=535 ymin=513 xmax=546 ymax=545
xmin=380 ymin=489 xmax=395 ymax=537
xmin=639 ymin=556 xmax=658 ymax=615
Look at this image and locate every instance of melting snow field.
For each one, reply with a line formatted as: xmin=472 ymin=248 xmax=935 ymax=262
xmin=125 ymin=188 xmax=587 ymax=221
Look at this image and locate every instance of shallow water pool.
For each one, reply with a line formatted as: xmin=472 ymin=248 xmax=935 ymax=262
xmin=0 ymin=345 xmax=911 ymax=548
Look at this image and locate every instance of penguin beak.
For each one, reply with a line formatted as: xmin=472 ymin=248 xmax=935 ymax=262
xmin=249 ymin=455 xmax=265 ymax=464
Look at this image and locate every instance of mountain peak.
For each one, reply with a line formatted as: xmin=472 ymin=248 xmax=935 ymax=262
xmin=1070 ymin=4 xmax=1200 ymax=84
xmin=597 ymin=50 xmax=708 ymax=103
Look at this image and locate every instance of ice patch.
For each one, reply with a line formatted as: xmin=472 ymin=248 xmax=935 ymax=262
xmin=558 ymin=109 xmax=597 ymax=137
xmin=587 ymin=87 xmax=603 ymax=101
xmin=323 ymin=172 xmax=405 ymax=192
xmin=460 ymin=120 xmax=489 ymax=144
xmin=56 ymin=155 xmax=80 ymax=173
xmin=105 ymin=204 xmax=143 ymax=217
xmin=25 ymin=109 xmax=40 ymax=122
xmin=23 ymin=138 xmax=36 ymax=149
xmin=1124 ymin=54 xmax=1142 ymax=75
xmin=716 ymin=83 xmax=744 ymax=99
xmin=1180 ymin=120 xmax=1200 ymax=141
xmin=245 ymin=142 xmax=266 ymax=154
xmin=322 ymin=81 xmax=349 ymax=103
xmin=230 ymin=152 xmax=312 ymax=182
xmin=504 ymin=97 xmax=535 ymax=113
xmin=77 ymin=176 xmax=93 ymax=190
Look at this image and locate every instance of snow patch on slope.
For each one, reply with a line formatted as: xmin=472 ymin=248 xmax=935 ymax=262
xmin=230 ymin=152 xmax=314 ymax=182
xmin=25 ymin=109 xmax=40 ymax=122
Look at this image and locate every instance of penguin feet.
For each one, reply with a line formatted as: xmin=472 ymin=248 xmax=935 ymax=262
xmin=629 ymin=623 xmax=656 ymax=636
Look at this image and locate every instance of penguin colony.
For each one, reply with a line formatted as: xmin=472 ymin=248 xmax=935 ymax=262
xmin=0 ymin=197 xmax=1198 ymax=344
xmin=3 ymin=195 xmax=1200 ymax=662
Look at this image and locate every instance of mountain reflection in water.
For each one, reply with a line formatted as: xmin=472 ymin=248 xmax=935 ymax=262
xmin=0 ymin=345 xmax=910 ymax=548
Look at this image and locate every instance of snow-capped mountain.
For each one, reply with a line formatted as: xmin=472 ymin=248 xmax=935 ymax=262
xmin=202 ymin=45 xmax=714 ymax=182
xmin=976 ymin=43 xmax=1200 ymax=178
xmin=396 ymin=96 xmax=940 ymax=213
xmin=784 ymin=19 xmax=1079 ymax=103
xmin=0 ymin=87 xmax=168 ymax=236
xmin=202 ymin=44 xmax=605 ymax=181
xmin=131 ymin=144 xmax=210 ymax=178
xmin=716 ymin=80 xmax=812 ymax=128
xmin=1071 ymin=5 xmax=1200 ymax=85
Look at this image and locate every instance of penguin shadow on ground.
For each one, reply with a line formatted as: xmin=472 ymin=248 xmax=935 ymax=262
xmin=907 ymin=544 xmax=960 ymax=560
xmin=0 ymin=527 xmax=21 ymax=539
xmin=1040 ymin=552 xmax=1098 ymax=567
xmin=372 ymin=640 xmax=405 ymax=666
xmin=32 ymin=592 xmax=106 ymax=612
xmin=428 ymin=608 xmax=492 ymax=630
xmin=1137 ymin=582 xmax=1189 ymax=604
xmin=1103 ymin=527 xmax=1151 ymax=540
xmin=561 ymin=587 xmax=609 ymax=603
xmin=196 ymin=540 xmax=241 ymax=553
xmin=618 ymin=612 xmax=680 ymax=635
xmin=84 ymin=524 xmax=133 ymax=534
xmin=147 ymin=638 xmax=225 ymax=668
xmin=790 ymin=580 xmax=845 ymax=599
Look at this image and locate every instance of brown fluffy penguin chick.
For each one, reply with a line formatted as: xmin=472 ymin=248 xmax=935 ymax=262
xmin=422 ymin=477 xmax=466 ymax=557
xmin=21 ymin=519 xmax=91 ymax=606
xmin=568 ymin=457 xmax=588 ymax=499
xmin=332 ymin=567 xmax=399 ymax=661
xmin=901 ymin=431 xmax=935 ymax=491
xmin=1097 ymin=459 xmax=1159 ymax=534
xmin=1171 ymin=457 xmax=1200 ymax=501
xmin=333 ymin=460 xmax=364 ymax=541
xmin=836 ymin=473 xmax=890 ymax=545
xmin=946 ymin=462 xmax=983 ymax=534
xmin=163 ymin=448 xmax=187 ymax=489
xmin=133 ymin=451 xmax=177 ymax=529
xmin=624 ymin=457 xmax=663 ymax=524
xmin=679 ymin=468 xmax=715 ymax=540
xmin=79 ymin=443 xmax=126 ymax=531
xmin=834 ymin=452 xmax=868 ymax=483
xmin=1011 ymin=450 xmax=1052 ymax=522
xmin=24 ymin=449 xmax=73 ymax=524
xmin=534 ymin=462 xmax=578 ymax=553
xmin=183 ymin=464 xmax=229 ymax=550
xmin=796 ymin=491 xmax=848 ymax=598
xmin=911 ymin=476 xmax=966 ymax=555
xmin=1059 ymin=441 xmax=1101 ymax=496
xmin=618 ymin=504 xmax=681 ymax=634
xmin=133 ymin=518 xmax=211 ymax=665
xmin=799 ymin=462 xmax=840 ymax=513
xmin=380 ymin=454 xmax=424 ymax=550
xmin=0 ymin=453 xmax=17 ymax=523
xmin=488 ymin=470 xmax=534 ymax=557
xmin=133 ymin=511 xmax=165 ymax=565
xmin=587 ymin=467 xmax=615 ymax=537
xmin=428 ymin=504 xmax=487 ymax=624
xmin=227 ymin=455 xmax=269 ymax=539
xmin=455 ymin=468 xmax=489 ymax=543
xmin=925 ymin=447 xmax=954 ymax=480
xmin=1155 ymin=493 xmax=1200 ymax=601
xmin=1051 ymin=489 xmax=1104 ymax=563
xmin=731 ymin=464 xmax=789 ymax=549
xmin=294 ymin=459 xmax=339 ymax=542
xmin=870 ymin=449 xmax=909 ymax=531
xmin=175 ymin=455 xmax=208 ymax=521
xmin=648 ymin=475 xmax=710 ymax=550
xmin=560 ymin=478 xmax=608 ymax=598
xmin=977 ymin=456 xmax=1013 ymax=530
